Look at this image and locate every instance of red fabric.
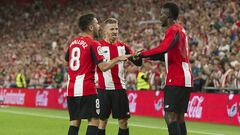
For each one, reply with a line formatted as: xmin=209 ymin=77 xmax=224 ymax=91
xmin=58 ymin=0 xmax=65 ymax=6
xmin=96 ymin=40 xmax=133 ymax=90
xmin=141 ymin=23 xmax=193 ymax=87
xmin=1 ymin=88 xmax=240 ymax=126
xmin=67 ymin=36 xmax=104 ymax=96
xmin=236 ymin=21 xmax=240 ymax=27
xmin=127 ymin=91 xmax=240 ymax=126
xmin=0 ymin=88 xmax=67 ymax=109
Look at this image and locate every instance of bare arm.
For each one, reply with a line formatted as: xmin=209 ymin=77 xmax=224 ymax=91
xmin=98 ymin=55 xmax=131 ymax=72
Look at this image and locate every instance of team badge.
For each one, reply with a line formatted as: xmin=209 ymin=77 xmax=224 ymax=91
xmin=97 ymin=46 xmax=103 ymax=55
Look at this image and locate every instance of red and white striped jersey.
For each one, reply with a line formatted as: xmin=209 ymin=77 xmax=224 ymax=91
xmin=234 ymin=70 xmax=240 ymax=89
xmin=221 ymin=69 xmax=234 ymax=88
xmin=141 ymin=23 xmax=193 ymax=87
xmin=66 ymin=36 xmax=104 ymax=97
xmin=213 ymin=70 xmax=222 ymax=88
xmin=96 ymin=39 xmax=133 ymax=90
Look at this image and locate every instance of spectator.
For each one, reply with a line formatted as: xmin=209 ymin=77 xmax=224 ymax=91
xmin=136 ymin=63 xmax=150 ymax=90
xmin=0 ymin=0 xmax=239 ymax=91
xmin=16 ymin=68 xmax=27 ymax=88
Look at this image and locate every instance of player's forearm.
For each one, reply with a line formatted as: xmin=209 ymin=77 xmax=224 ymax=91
xmin=141 ymin=31 xmax=179 ymax=58
xmin=98 ymin=57 xmax=120 ymax=72
xmin=148 ymin=53 xmax=165 ymax=61
xmin=141 ymin=46 xmax=166 ymax=58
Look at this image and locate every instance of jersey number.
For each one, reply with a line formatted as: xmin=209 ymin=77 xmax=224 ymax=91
xmin=96 ymin=99 xmax=100 ymax=109
xmin=70 ymin=47 xmax=81 ymax=71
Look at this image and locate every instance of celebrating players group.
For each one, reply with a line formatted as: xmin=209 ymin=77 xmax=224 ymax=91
xmin=65 ymin=2 xmax=193 ymax=135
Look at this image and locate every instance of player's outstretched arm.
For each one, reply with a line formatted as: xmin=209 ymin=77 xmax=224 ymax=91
xmin=147 ymin=53 xmax=165 ymax=61
xmin=128 ymin=56 xmax=142 ymax=66
xmin=141 ymin=32 xmax=179 ymax=58
xmin=98 ymin=55 xmax=132 ymax=72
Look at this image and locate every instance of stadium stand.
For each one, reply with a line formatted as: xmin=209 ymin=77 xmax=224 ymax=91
xmin=0 ymin=0 xmax=239 ymax=93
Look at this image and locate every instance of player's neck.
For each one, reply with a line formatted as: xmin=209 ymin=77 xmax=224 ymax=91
xmin=81 ymin=32 xmax=93 ymax=39
xmin=167 ymin=20 xmax=176 ymax=27
xmin=105 ymin=38 xmax=116 ymax=44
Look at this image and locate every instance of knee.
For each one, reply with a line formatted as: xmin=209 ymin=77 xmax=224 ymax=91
xmin=118 ymin=118 xmax=128 ymax=129
xmin=88 ymin=118 xmax=99 ymax=127
xmin=177 ymin=113 xmax=185 ymax=123
xmin=70 ymin=120 xmax=80 ymax=127
xmin=98 ymin=119 xmax=108 ymax=129
xmin=164 ymin=111 xmax=178 ymax=124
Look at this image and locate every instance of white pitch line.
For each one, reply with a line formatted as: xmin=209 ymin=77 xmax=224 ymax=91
xmin=0 ymin=109 xmax=224 ymax=135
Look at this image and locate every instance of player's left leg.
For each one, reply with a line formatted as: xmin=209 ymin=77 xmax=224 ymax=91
xmin=111 ymin=90 xmax=130 ymax=135
xmin=164 ymin=111 xmax=180 ymax=135
xmin=118 ymin=118 xmax=129 ymax=135
xmin=84 ymin=94 xmax=101 ymax=135
xmin=164 ymin=86 xmax=183 ymax=135
xmin=177 ymin=87 xmax=191 ymax=135
xmin=98 ymin=119 xmax=108 ymax=135
xmin=177 ymin=113 xmax=187 ymax=135
xmin=97 ymin=90 xmax=112 ymax=135
xmin=68 ymin=120 xmax=81 ymax=135
xmin=86 ymin=118 xmax=99 ymax=135
xmin=67 ymin=97 xmax=82 ymax=135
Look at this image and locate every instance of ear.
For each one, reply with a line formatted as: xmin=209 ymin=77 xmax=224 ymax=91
xmin=88 ymin=25 xmax=94 ymax=31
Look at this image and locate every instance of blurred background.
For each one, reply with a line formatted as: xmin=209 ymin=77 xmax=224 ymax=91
xmin=0 ymin=0 xmax=239 ymax=93
xmin=0 ymin=1 xmax=240 ymax=134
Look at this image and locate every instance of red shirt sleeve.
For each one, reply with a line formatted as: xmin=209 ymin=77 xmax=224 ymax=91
xmin=123 ymin=42 xmax=142 ymax=66
xmin=141 ymin=28 xmax=178 ymax=57
xmin=124 ymin=43 xmax=134 ymax=54
xmin=91 ymin=41 xmax=104 ymax=64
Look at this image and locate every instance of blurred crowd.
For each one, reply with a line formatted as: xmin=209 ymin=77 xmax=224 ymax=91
xmin=0 ymin=0 xmax=239 ymax=92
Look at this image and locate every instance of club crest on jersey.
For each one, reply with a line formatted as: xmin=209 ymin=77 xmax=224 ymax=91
xmin=97 ymin=46 xmax=103 ymax=55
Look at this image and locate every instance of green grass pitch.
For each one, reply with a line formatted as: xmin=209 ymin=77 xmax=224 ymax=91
xmin=0 ymin=106 xmax=239 ymax=135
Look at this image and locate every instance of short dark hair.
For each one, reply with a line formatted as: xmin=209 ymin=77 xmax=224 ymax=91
xmin=78 ymin=13 xmax=96 ymax=31
xmin=163 ymin=2 xmax=179 ymax=20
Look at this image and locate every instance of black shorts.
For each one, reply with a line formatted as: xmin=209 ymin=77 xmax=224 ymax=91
xmin=67 ymin=94 xmax=100 ymax=121
xmin=97 ymin=89 xmax=130 ymax=120
xmin=164 ymin=86 xmax=191 ymax=113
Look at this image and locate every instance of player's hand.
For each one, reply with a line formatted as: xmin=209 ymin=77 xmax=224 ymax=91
xmin=132 ymin=49 xmax=144 ymax=60
xmin=135 ymin=49 xmax=144 ymax=55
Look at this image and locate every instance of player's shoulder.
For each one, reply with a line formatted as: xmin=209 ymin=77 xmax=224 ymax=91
xmin=91 ymin=39 xmax=100 ymax=45
xmin=168 ymin=23 xmax=183 ymax=32
xmin=116 ymin=40 xmax=129 ymax=47
xmin=72 ymin=36 xmax=84 ymax=41
xmin=98 ymin=39 xmax=107 ymax=45
xmin=80 ymin=37 xmax=100 ymax=47
xmin=69 ymin=36 xmax=86 ymax=44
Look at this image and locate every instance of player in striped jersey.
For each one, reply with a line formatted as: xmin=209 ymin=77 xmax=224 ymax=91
xmin=96 ymin=18 xmax=142 ymax=135
xmin=65 ymin=14 xmax=131 ymax=135
xmin=135 ymin=3 xmax=193 ymax=135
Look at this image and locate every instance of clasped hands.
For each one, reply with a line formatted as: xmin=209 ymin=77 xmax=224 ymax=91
xmin=132 ymin=49 xmax=144 ymax=60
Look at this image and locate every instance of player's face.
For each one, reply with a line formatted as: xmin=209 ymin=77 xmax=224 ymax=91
xmin=91 ymin=18 xmax=100 ymax=39
xmin=104 ymin=23 xmax=118 ymax=42
xmin=160 ymin=8 xmax=169 ymax=27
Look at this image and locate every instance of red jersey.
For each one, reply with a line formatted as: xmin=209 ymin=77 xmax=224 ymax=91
xmin=96 ymin=39 xmax=133 ymax=90
xmin=67 ymin=36 xmax=104 ymax=97
xmin=234 ymin=70 xmax=240 ymax=89
xmin=141 ymin=23 xmax=193 ymax=87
